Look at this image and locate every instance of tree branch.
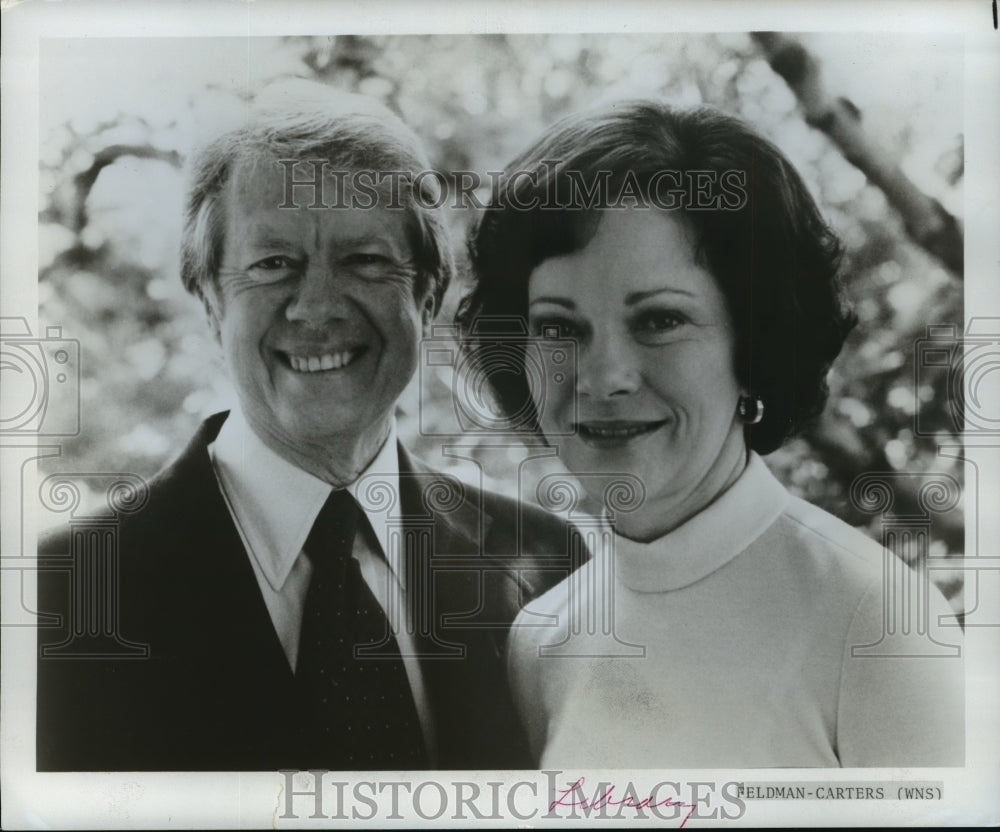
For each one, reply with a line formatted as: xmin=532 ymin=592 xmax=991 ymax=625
xmin=751 ymin=31 xmax=963 ymax=278
xmin=72 ymin=144 xmax=183 ymax=233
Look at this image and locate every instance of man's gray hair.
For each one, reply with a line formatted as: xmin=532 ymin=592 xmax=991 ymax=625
xmin=180 ymin=79 xmax=455 ymax=313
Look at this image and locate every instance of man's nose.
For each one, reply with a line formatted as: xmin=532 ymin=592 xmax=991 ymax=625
xmin=577 ymin=332 xmax=640 ymax=399
xmin=285 ymin=263 xmax=352 ymax=325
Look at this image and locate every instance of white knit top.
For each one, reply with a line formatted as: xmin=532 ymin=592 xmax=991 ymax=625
xmin=508 ymin=454 xmax=964 ymax=768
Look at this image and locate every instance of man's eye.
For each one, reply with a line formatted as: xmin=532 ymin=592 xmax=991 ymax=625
xmin=249 ymin=255 xmax=300 ymax=272
xmin=344 ymin=253 xmax=391 ymax=267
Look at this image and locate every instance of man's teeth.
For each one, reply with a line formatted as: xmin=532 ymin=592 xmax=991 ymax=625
xmin=288 ymin=350 xmax=359 ymax=373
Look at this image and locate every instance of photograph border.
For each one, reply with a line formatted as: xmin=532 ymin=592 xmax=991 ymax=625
xmin=2 ymin=1 xmax=998 ymax=828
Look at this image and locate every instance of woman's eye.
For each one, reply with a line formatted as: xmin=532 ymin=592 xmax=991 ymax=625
xmin=529 ymin=317 xmax=584 ymax=339
xmin=632 ymin=309 xmax=687 ymax=336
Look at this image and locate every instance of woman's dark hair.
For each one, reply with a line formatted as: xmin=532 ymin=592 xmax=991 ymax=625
xmin=458 ymin=100 xmax=857 ymax=453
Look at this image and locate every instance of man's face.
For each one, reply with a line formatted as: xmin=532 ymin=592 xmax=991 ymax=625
xmin=211 ymin=156 xmax=429 ymax=466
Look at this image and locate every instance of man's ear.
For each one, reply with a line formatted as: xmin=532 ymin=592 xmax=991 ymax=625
xmin=202 ymin=287 xmax=223 ymax=345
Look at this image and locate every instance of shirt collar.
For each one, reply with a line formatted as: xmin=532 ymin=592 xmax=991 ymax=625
xmin=611 ymin=452 xmax=789 ymax=592
xmin=209 ymin=407 xmax=401 ymax=592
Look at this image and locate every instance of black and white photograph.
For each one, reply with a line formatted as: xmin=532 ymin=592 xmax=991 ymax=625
xmin=2 ymin=0 xmax=998 ymax=827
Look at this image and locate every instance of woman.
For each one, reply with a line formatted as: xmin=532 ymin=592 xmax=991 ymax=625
xmin=458 ymin=101 xmax=964 ymax=768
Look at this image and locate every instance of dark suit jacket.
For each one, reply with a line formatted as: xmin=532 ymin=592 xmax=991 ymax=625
xmin=37 ymin=412 xmax=580 ymax=771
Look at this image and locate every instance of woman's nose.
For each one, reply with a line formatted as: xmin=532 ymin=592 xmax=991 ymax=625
xmin=285 ymin=264 xmax=351 ymax=325
xmin=577 ymin=333 xmax=640 ymax=399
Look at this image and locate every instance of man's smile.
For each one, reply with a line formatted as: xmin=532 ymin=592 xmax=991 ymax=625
xmin=282 ymin=346 xmax=368 ymax=373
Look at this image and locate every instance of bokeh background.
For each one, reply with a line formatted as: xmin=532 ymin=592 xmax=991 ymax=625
xmin=37 ymin=33 xmax=965 ymax=608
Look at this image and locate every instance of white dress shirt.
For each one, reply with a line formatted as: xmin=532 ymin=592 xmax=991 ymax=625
xmin=208 ymin=407 xmax=435 ymax=758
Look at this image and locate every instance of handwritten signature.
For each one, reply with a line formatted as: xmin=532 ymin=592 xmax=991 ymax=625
xmin=549 ymin=776 xmax=698 ymax=826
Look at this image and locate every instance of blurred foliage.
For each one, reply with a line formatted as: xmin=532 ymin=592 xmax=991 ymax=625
xmin=37 ymin=34 xmax=964 ymax=603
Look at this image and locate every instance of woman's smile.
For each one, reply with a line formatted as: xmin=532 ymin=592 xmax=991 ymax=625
xmin=575 ymin=418 xmax=671 ymax=448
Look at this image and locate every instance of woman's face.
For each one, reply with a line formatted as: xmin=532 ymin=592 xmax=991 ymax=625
xmin=527 ymin=208 xmax=748 ymax=539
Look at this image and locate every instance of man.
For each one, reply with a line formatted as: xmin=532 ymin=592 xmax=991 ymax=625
xmin=36 ymin=82 xmax=576 ymax=771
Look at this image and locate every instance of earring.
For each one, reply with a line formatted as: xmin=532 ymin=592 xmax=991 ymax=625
xmin=738 ymin=394 xmax=764 ymax=425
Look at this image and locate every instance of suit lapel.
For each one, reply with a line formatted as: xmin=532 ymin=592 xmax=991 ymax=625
xmin=396 ymin=445 xmax=492 ymax=556
xmin=155 ymin=413 xmax=295 ymax=691
xmin=396 ymin=447 xmax=528 ymax=766
xmin=153 ymin=426 xmax=522 ymax=766
xmin=396 ymin=446 xmax=499 ymax=647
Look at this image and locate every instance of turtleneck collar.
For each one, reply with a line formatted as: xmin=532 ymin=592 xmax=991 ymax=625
xmin=609 ymin=452 xmax=788 ymax=593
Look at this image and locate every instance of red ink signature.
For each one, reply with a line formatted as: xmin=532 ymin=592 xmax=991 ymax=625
xmin=549 ymin=776 xmax=697 ymax=826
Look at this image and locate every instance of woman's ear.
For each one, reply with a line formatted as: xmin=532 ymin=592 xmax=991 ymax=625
xmin=420 ymin=291 xmax=436 ymax=337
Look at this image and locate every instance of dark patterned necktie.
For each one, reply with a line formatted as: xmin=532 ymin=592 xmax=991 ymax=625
xmin=295 ymin=488 xmax=427 ymax=769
